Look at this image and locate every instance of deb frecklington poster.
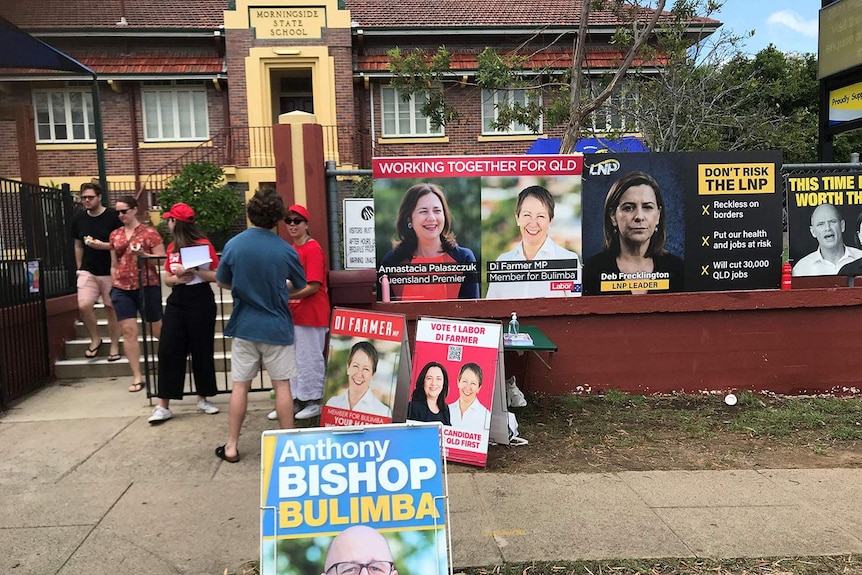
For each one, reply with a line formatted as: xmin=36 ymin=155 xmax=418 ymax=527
xmin=320 ymin=308 xmax=409 ymax=427
xmin=410 ymin=316 xmax=502 ymax=467
xmin=260 ymin=424 xmax=450 ymax=575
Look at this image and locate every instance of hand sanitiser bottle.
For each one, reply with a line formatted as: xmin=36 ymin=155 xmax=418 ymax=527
xmin=508 ymin=312 xmax=520 ymax=335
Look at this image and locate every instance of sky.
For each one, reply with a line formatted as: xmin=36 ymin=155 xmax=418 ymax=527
xmin=712 ymin=0 xmax=820 ymax=56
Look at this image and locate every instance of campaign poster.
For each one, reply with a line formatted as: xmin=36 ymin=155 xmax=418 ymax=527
xmin=373 ymin=155 xmax=583 ymax=302
xmin=321 ymin=308 xmax=408 ymax=427
xmin=786 ymin=168 xmax=862 ymax=277
xmin=410 ymin=316 xmax=502 ymax=467
xmin=581 ymin=151 xmax=783 ymax=295
xmin=260 ymin=424 xmax=450 ymax=575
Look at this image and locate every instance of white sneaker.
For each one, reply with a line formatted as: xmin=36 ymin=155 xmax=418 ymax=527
xmin=267 ymin=400 xmax=302 ymax=420
xmin=295 ymin=401 xmax=321 ymax=420
xmin=267 ymin=410 xmax=278 ymax=420
xmin=148 ymin=406 xmax=173 ymax=424
xmin=197 ymin=399 xmax=219 ymax=415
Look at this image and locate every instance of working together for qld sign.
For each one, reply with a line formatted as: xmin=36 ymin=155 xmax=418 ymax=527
xmin=260 ymin=425 xmax=448 ymax=575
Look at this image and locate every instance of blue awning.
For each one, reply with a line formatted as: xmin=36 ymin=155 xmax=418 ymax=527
xmin=0 ymin=17 xmax=93 ymax=74
xmin=526 ymin=136 xmax=648 ymax=154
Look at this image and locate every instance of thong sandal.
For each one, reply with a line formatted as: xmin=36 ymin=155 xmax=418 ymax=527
xmin=215 ymin=445 xmax=240 ymax=463
xmin=128 ymin=381 xmax=144 ymax=393
xmin=84 ymin=340 xmax=104 ymax=358
xmin=107 ymin=354 xmax=122 ymax=362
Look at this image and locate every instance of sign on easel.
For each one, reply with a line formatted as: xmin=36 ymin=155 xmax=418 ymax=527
xmin=320 ymin=308 xmax=411 ymax=426
xmin=410 ymin=316 xmax=509 ymax=467
xmin=260 ymin=423 xmax=450 ymax=575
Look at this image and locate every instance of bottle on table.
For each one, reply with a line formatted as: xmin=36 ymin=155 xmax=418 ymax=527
xmin=508 ymin=312 xmax=519 ymax=335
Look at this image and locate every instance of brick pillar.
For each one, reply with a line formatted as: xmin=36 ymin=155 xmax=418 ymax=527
xmin=271 ymin=111 xmax=329 ymax=261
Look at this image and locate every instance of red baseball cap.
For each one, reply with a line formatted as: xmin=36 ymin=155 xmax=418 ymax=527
xmin=163 ymin=202 xmax=195 ymax=223
xmin=287 ymin=204 xmax=310 ymax=222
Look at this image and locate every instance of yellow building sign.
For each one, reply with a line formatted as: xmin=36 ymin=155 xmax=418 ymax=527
xmin=250 ymin=7 xmax=327 ymax=38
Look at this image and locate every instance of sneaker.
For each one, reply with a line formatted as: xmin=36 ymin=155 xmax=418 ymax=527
xmin=148 ymin=406 xmax=173 ymax=424
xmin=267 ymin=410 xmax=278 ymax=420
xmin=506 ymin=376 xmax=527 ymax=408
xmin=295 ymin=401 xmax=321 ymax=420
xmin=267 ymin=400 xmax=302 ymax=420
xmin=196 ymin=399 xmax=219 ymax=415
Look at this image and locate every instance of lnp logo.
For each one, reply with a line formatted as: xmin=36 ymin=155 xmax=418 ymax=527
xmin=588 ymin=159 xmax=621 ymax=176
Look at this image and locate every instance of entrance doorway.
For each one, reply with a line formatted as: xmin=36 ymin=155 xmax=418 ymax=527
xmin=270 ymin=69 xmax=314 ymax=123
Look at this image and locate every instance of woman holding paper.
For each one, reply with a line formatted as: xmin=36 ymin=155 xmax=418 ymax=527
xmin=147 ymin=203 xmax=221 ymax=424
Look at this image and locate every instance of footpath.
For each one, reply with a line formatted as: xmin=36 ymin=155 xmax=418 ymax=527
xmin=1 ymin=377 xmax=861 ymax=575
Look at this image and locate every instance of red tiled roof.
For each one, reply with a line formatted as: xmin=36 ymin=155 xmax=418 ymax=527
xmin=2 ymin=0 xmax=718 ymax=31
xmin=357 ymin=47 xmax=668 ymax=73
xmin=0 ymin=52 xmax=223 ymax=76
xmin=343 ymin=0 xmax=718 ymax=29
xmin=1 ymin=0 xmax=228 ymax=29
xmin=77 ymin=53 xmax=224 ymax=74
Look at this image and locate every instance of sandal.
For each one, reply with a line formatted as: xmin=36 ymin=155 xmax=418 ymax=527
xmin=215 ymin=445 xmax=240 ymax=463
xmin=107 ymin=354 xmax=122 ymax=362
xmin=128 ymin=381 xmax=144 ymax=393
xmin=84 ymin=340 xmax=104 ymax=358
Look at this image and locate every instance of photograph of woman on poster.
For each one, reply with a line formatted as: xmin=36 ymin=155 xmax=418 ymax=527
xmin=406 ymin=361 xmax=451 ymax=425
xmin=324 ymin=341 xmax=391 ymax=417
xmin=486 ymin=185 xmax=580 ymax=299
xmin=447 ymin=362 xmax=490 ymax=431
xmin=379 ymin=183 xmax=479 ymax=301
xmin=583 ymin=171 xmax=684 ymax=295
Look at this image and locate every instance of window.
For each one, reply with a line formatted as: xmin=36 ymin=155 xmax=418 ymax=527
xmin=33 ymin=89 xmax=95 ymax=143
xmin=380 ymin=86 xmax=443 ymax=137
xmin=481 ymin=88 xmax=540 ymax=135
xmin=592 ymin=84 xmax=638 ymax=132
xmin=142 ymin=81 xmax=209 ymax=141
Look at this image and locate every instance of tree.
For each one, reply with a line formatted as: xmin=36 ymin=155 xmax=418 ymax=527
xmin=388 ymin=0 xmax=674 ymax=154
xmin=158 ymin=162 xmax=244 ymax=237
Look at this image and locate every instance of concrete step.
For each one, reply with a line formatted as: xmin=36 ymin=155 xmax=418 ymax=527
xmin=87 ymin=297 xmax=235 ymax=321
xmin=65 ymin=335 xmax=235 ymax=359
xmin=54 ymin=352 xmax=234 ymax=379
xmin=74 ymin=316 xmax=232 ymax=339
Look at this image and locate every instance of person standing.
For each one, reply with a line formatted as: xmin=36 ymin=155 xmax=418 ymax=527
xmin=109 ymin=196 xmax=165 ymax=392
xmin=148 ymin=203 xmax=221 ymax=424
xmin=267 ymin=204 xmax=330 ymax=421
xmin=70 ymin=182 xmax=122 ymax=360
xmin=215 ymin=187 xmax=307 ymax=463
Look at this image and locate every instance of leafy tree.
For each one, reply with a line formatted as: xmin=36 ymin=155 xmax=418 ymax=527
xmin=388 ymin=0 xmax=670 ymax=153
xmin=158 ymin=162 xmax=244 ymax=235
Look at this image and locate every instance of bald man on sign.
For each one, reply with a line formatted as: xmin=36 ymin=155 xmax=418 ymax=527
xmin=793 ymin=203 xmax=862 ymax=276
xmin=322 ymin=525 xmax=398 ymax=575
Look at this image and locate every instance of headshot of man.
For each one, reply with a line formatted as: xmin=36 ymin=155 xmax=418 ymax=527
xmin=321 ymin=525 xmax=398 ymax=575
xmin=793 ymin=203 xmax=862 ymax=276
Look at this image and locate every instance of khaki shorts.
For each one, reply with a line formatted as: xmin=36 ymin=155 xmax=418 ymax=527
xmin=231 ymin=338 xmax=297 ymax=383
xmin=76 ymin=270 xmax=113 ymax=307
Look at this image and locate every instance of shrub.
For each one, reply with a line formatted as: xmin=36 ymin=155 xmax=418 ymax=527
xmin=158 ymin=162 xmax=244 ymax=236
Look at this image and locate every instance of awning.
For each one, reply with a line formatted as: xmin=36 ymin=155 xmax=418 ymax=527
xmin=526 ymin=136 xmax=648 ymax=154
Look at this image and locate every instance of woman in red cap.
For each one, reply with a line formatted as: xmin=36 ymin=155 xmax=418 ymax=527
xmin=148 ymin=202 xmax=221 ymax=424
xmin=267 ymin=204 xmax=330 ymax=420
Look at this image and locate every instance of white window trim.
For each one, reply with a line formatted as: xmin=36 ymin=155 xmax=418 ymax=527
xmin=32 ymin=89 xmax=95 ymax=143
xmin=481 ymin=88 xmax=542 ymax=135
xmin=141 ymin=81 xmax=210 ymax=142
xmin=592 ymin=86 xmax=638 ymax=133
xmin=380 ymin=86 xmax=444 ymax=138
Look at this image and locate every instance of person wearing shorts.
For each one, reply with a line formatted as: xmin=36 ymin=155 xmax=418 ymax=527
xmin=70 ymin=182 xmax=122 ymax=360
xmin=214 ymin=187 xmax=307 ymax=463
xmin=109 ymin=195 xmax=165 ymax=392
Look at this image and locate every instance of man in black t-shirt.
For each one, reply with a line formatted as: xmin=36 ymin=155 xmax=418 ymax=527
xmin=70 ymin=182 xmax=122 ymax=360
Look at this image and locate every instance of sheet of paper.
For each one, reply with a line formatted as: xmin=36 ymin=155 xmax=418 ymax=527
xmin=180 ymin=245 xmax=211 ymax=269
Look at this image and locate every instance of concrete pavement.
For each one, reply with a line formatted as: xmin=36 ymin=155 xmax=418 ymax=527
xmin=1 ymin=377 xmax=861 ymax=575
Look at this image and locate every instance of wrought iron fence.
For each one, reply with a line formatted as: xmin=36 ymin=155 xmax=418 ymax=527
xmin=0 ymin=178 xmax=78 ymax=301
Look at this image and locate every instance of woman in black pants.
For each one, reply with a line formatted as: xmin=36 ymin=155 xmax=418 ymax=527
xmin=148 ymin=203 xmax=221 ymax=424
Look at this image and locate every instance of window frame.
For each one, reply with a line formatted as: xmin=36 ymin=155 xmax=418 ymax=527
xmin=32 ymin=88 xmax=96 ymax=143
xmin=379 ymin=86 xmax=444 ymax=138
xmin=480 ymin=87 xmax=541 ymax=135
xmin=591 ymin=82 xmax=638 ymax=133
xmin=141 ymin=80 xmax=210 ymax=142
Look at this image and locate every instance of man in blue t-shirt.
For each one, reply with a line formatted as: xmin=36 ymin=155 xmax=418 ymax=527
xmin=214 ymin=187 xmax=306 ymax=463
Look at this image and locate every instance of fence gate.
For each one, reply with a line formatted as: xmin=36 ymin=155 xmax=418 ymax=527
xmin=0 ymin=178 xmax=73 ymax=407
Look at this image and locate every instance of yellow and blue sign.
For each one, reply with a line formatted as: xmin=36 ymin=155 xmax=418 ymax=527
xmin=829 ymin=81 xmax=862 ymax=126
